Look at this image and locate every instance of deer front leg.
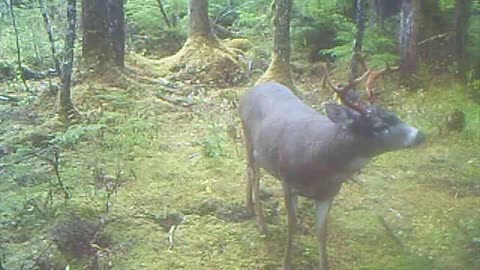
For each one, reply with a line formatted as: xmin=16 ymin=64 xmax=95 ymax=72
xmin=282 ymin=181 xmax=297 ymax=270
xmin=245 ymin=166 xmax=254 ymax=215
xmin=315 ymin=199 xmax=333 ymax=270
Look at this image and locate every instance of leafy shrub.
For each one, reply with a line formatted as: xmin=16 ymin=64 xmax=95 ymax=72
xmin=203 ymin=122 xmax=228 ymax=158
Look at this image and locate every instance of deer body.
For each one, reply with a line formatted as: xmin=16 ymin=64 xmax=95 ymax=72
xmin=239 ymin=82 xmax=424 ymax=270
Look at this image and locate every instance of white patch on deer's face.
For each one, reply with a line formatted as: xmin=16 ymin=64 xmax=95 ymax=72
xmin=378 ymin=123 xmax=423 ymax=152
xmin=402 ymin=126 xmax=420 ymax=146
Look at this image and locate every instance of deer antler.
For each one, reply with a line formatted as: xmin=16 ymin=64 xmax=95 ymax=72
xmin=322 ymin=53 xmax=400 ymax=106
xmin=365 ymin=65 xmax=399 ymax=102
xmin=321 ymin=62 xmax=371 ymax=115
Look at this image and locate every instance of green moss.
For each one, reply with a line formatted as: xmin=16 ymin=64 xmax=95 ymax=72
xmin=1 ymin=76 xmax=479 ymax=269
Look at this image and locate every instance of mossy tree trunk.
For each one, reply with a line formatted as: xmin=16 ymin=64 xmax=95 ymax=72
xmin=158 ymin=0 xmax=245 ymax=86
xmin=82 ymin=0 xmax=125 ymax=70
xmin=454 ymin=0 xmax=471 ymax=81
xmin=59 ymin=0 xmax=79 ymax=122
xmin=399 ymin=0 xmax=421 ymax=89
xmin=188 ymin=0 xmax=217 ymax=43
xmin=257 ymin=0 xmax=295 ymax=92
xmin=190 ymin=0 xmax=210 ymax=36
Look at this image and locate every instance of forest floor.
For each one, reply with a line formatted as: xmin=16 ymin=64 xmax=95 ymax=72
xmin=1 ymin=55 xmax=479 ymax=270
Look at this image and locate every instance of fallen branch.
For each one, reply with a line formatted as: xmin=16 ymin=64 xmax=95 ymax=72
xmin=153 ymin=92 xmax=196 ymax=108
xmin=418 ymin=32 xmax=454 ymax=46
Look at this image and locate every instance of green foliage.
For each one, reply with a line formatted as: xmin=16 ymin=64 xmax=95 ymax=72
xmin=0 ymin=0 xmax=66 ymax=69
xmin=467 ymin=80 xmax=480 ymax=104
xmin=126 ymin=0 xmax=187 ymax=56
xmin=362 ymin=26 xmax=400 ymax=68
xmin=466 ymin=3 xmax=480 ymax=81
xmin=293 ymin=1 xmax=355 ymax=58
xmin=202 ymin=122 xmax=228 ymax=158
xmin=49 ymin=124 xmax=106 ymax=148
xmin=231 ymin=0 xmax=271 ymax=39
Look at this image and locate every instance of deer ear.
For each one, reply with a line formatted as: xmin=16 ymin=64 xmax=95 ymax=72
xmin=325 ymin=104 xmax=355 ymax=128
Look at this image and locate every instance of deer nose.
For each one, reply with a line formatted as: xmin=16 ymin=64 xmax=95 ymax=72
xmin=414 ymin=131 xmax=426 ymax=145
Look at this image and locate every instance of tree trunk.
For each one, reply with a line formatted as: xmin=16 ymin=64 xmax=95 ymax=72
xmin=257 ymin=0 xmax=295 ymax=92
xmin=351 ymin=0 xmax=366 ymax=79
xmin=399 ymin=0 xmax=420 ymax=88
xmin=39 ymin=0 xmax=61 ymax=76
xmin=188 ymin=0 xmax=216 ymax=42
xmin=110 ymin=0 xmax=125 ymax=68
xmin=59 ymin=0 xmax=78 ymax=122
xmin=373 ymin=0 xmax=401 ymax=26
xmin=454 ymin=0 xmax=471 ymax=81
xmin=82 ymin=0 xmax=125 ymax=70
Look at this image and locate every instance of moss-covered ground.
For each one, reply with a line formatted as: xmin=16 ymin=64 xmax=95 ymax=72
xmin=0 ymin=58 xmax=479 ymax=269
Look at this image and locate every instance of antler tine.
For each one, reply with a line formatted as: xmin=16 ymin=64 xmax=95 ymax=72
xmin=334 ymin=72 xmax=371 ymax=115
xmin=320 ymin=63 xmax=341 ymax=92
xmin=365 ymin=65 xmax=400 ymax=102
xmin=338 ymin=69 xmax=370 ymax=93
xmin=321 ymin=61 xmax=371 ymax=115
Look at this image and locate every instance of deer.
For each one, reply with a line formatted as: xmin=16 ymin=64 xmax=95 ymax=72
xmin=238 ymin=66 xmax=425 ymax=270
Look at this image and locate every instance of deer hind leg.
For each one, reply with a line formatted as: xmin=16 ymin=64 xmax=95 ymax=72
xmin=251 ymin=163 xmax=267 ymax=235
xmin=282 ymin=181 xmax=297 ymax=270
xmin=245 ymin=163 xmax=254 ymax=215
xmin=245 ymin=143 xmax=267 ymax=234
xmin=315 ymin=199 xmax=333 ymax=270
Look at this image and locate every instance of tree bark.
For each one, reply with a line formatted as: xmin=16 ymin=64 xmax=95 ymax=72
xmin=59 ymin=0 xmax=79 ymax=122
xmin=399 ymin=0 xmax=420 ymax=88
xmin=257 ymin=0 xmax=295 ymax=91
xmin=351 ymin=0 xmax=366 ymax=79
xmin=110 ymin=0 xmax=125 ymax=68
xmin=188 ymin=0 xmax=216 ymax=42
xmin=82 ymin=0 xmax=125 ymax=70
xmin=454 ymin=0 xmax=471 ymax=81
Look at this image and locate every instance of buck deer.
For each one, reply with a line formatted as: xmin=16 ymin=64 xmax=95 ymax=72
xmin=239 ymin=67 xmax=425 ymax=270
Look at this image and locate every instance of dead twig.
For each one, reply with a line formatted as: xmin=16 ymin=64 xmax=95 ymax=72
xmin=153 ymin=92 xmax=196 ymax=108
xmin=418 ymin=32 xmax=454 ymax=46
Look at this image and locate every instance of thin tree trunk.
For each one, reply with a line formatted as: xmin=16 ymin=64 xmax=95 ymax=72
xmin=351 ymin=0 xmax=366 ymax=79
xmin=257 ymin=0 xmax=295 ymax=91
xmin=454 ymin=0 xmax=471 ymax=81
xmin=59 ymin=0 xmax=79 ymax=122
xmin=39 ymin=0 xmax=61 ymax=76
xmin=399 ymin=0 xmax=420 ymax=88
xmin=5 ymin=0 xmax=29 ymax=91
xmin=156 ymin=0 xmax=172 ymax=28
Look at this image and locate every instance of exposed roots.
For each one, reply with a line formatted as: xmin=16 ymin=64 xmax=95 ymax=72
xmin=155 ymin=37 xmax=247 ymax=88
xmin=256 ymin=56 xmax=298 ymax=94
